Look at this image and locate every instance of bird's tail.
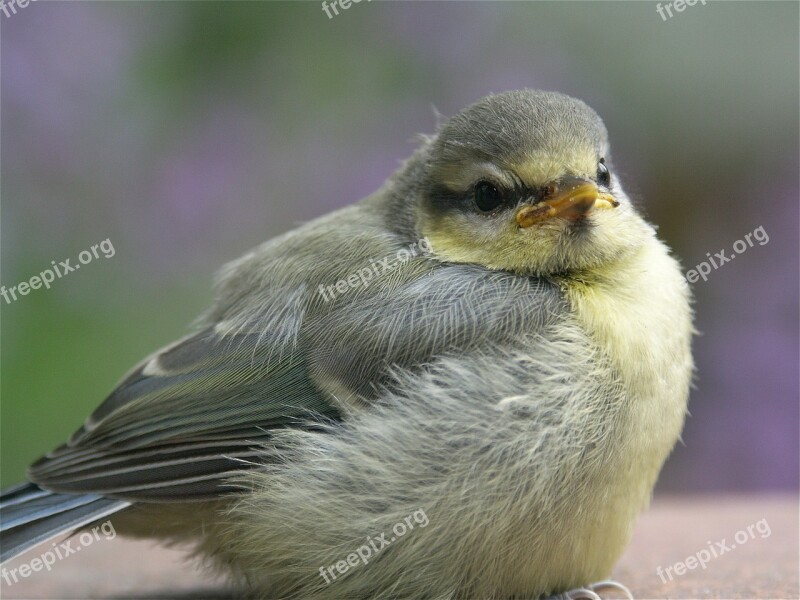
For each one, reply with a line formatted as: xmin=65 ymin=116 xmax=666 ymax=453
xmin=0 ymin=482 xmax=129 ymax=563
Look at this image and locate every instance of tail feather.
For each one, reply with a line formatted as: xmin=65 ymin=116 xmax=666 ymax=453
xmin=1 ymin=491 xmax=111 ymax=531
xmin=0 ymin=482 xmax=50 ymax=508
xmin=0 ymin=483 xmax=129 ymax=563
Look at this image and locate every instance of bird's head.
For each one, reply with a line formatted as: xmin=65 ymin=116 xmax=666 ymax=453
xmin=415 ymin=90 xmax=651 ymax=276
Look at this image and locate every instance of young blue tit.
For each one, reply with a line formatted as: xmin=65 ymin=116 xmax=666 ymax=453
xmin=1 ymin=90 xmax=693 ymax=599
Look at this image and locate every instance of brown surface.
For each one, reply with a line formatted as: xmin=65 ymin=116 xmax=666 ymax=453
xmin=1 ymin=495 xmax=797 ymax=599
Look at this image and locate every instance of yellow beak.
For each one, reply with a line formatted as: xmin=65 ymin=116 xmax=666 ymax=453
xmin=515 ymin=176 xmax=618 ymax=228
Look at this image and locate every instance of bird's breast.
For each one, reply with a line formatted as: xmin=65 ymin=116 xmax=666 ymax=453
xmin=561 ymin=235 xmax=693 ymax=469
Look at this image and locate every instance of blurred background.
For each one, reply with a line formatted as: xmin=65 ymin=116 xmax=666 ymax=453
xmin=1 ymin=1 xmax=797 ymax=494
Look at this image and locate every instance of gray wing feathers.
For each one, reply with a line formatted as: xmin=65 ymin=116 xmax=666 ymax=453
xmin=0 ymin=483 xmax=128 ymax=563
xmin=25 ymin=214 xmax=565 ymax=504
xmin=305 ymin=266 xmax=565 ymax=399
xmin=29 ymin=328 xmax=337 ymax=500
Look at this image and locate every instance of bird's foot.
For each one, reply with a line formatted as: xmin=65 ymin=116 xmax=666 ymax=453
xmin=548 ymin=579 xmax=634 ymax=600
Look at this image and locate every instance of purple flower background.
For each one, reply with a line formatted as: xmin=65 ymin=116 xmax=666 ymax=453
xmin=2 ymin=2 xmax=797 ymax=493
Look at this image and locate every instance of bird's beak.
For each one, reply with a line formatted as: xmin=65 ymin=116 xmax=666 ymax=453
xmin=515 ymin=176 xmax=619 ymax=228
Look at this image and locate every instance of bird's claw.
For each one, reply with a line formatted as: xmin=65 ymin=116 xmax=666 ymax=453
xmin=548 ymin=579 xmax=634 ymax=600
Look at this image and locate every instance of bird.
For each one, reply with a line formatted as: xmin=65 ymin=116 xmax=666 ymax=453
xmin=0 ymin=89 xmax=693 ymax=599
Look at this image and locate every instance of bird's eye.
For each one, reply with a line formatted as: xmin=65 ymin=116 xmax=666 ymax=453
xmin=473 ymin=181 xmax=504 ymax=212
xmin=597 ymin=159 xmax=611 ymax=188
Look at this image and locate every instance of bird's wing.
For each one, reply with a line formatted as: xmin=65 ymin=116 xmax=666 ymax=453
xmin=29 ymin=325 xmax=337 ymax=501
xmin=301 ymin=264 xmax=566 ymax=403
xmin=29 ymin=211 xmax=565 ymax=503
